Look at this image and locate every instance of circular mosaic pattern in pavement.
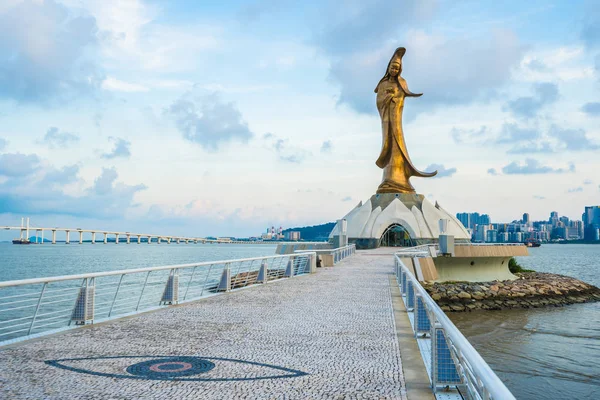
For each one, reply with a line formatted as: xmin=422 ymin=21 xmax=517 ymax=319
xmin=126 ymin=357 xmax=215 ymax=379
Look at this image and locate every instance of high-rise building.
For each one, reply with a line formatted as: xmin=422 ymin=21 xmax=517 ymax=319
xmin=456 ymin=212 xmax=491 ymax=230
xmin=475 ymin=224 xmax=489 ymax=242
xmin=583 ymin=206 xmax=600 ymax=241
xmin=549 ymin=211 xmax=559 ymax=228
xmin=522 ymin=213 xmax=530 ymax=224
xmin=572 ymin=220 xmax=584 ymax=239
xmin=456 ymin=213 xmax=470 ymax=230
xmin=285 ymin=231 xmax=301 ymax=241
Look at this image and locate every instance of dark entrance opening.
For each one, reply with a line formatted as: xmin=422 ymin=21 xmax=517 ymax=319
xmin=379 ymin=224 xmax=414 ymax=247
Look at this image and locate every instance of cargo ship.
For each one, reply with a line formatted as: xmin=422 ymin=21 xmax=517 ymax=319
xmin=525 ymin=238 xmax=541 ymax=247
xmin=12 ymin=238 xmax=32 ymax=245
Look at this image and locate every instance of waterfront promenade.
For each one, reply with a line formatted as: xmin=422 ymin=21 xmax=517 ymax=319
xmin=0 ymin=251 xmax=426 ymax=399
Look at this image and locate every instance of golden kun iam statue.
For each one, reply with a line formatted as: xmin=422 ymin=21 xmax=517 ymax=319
xmin=375 ymin=47 xmax=437 ymax=193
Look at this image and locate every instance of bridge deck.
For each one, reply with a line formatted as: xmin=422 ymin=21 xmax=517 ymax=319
xmin=0 ymin=253 xmax=411 ymax=399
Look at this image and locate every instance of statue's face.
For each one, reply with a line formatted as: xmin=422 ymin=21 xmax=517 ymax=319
xmin=388 ymin=61 xmax=401 ymax=77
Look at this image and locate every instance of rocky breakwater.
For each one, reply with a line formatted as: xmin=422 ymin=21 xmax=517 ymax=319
xmin=423 ymin=272 xmax=600 ymax=312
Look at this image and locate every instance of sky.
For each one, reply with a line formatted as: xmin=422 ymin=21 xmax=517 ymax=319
xmin=0 ymin=0 xmax=599 ymax=239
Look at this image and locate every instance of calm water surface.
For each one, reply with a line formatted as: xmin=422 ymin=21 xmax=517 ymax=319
xmin=451 ymin=244 xmax=600 ymax=400
xmin=0 ymin=243 xmax=278 ymax=282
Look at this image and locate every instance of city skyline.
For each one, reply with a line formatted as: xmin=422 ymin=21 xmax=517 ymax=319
xmin=457 ymin=205 xmax=600 ymax=242
xmin=1 ymin=1 xmax=600 ymax=238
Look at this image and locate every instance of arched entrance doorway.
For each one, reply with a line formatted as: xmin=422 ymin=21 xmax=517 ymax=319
xmin=379 ymin=224 xmax=415 ymax=247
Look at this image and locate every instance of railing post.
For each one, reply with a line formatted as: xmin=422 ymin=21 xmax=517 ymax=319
xmin=401 ymin=269 xmax=407 ymax=294
xmin=160 ymin=269 xmax=179 ymax=305
xmin=431 ymin=322 xmax=462 ymax=392
xmin=407 ymin=281 xmax=415 ymax=311
xmin=28 ymin=283 xmax=47 ymax=335
xmin=71 ymin=278 xmax=95 ymax=325
xmin=257 ymin=261 xmax=269 ymax=283
xmin=217 ymin=264 xmax=231 ymax=291
xmin=284 ymin=257 xmax=295 ymax=278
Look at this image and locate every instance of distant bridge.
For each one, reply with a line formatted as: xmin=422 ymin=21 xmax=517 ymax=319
xmin=1 ymin=218 xmax=282 ymax=245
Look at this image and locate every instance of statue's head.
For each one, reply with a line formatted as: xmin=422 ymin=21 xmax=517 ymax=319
xmin=387 ymin=48 xmax=405 ymax=77
xmin=375 ymin=47 xmax=407 ymax=93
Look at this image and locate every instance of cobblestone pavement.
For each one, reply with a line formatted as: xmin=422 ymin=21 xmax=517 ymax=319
xmin=0 ymin=253 xmax=406 ymax=400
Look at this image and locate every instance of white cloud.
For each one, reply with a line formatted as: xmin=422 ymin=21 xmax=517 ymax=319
xmin=62 ymin=0 xmax=219 ymax=73
xmin=516 ymin=47 xmax=595 ymax=82
xmin=167 ymin=91 xmax=254 ymax=151
xmin=101 ymin=76 xmax=149 ymax=92
xmin=0 ymin=0 xmax=102 ymax=103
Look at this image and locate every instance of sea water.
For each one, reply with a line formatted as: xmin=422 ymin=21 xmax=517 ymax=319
xmin=0 ymin=243 xmax=278 ymax=282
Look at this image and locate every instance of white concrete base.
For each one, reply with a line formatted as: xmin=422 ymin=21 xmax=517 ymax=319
xmin=433 ymin=257 xmax=517 ymax=282
xmin=329 ymin=193 xmax=470 ymax=249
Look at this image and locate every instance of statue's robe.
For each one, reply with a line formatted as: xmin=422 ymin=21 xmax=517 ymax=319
xmin=375 ymin=77 xmax=436 ymax=192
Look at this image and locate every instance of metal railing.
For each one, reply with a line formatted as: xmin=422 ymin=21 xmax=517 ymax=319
xmin=0 ymin=252 xmax=316 ymax=346
xmin=295 ymin=244 xmax=356 ymax=266
xmin=456 ymin=243 xmax=525 ymax=246
xmin=394 ymin=250 xmax=515 ymax=400
xmin=331 ymin=244 xmax=356 ymax=264
xmin=395 ymin=244 xmax=437 ymax=257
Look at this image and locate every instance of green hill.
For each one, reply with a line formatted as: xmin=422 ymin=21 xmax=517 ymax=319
xmin=283 ymin=222 xmax=335 ymax=241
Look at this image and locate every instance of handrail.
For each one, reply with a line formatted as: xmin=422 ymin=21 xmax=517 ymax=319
xmin=0 ymin=253 xmax=314 ymax=288
xmin=294 ymin=244 xmax=356 ymax=266
xmin=394 ymin=252 xmax=515 ymax=400
xmin=456 ymin=243 xmax=525 ymax=246
xmin=293 ymin=243 xmax=356 ymax=254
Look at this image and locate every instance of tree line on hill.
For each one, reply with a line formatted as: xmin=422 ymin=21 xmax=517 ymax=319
xmin=282 ymin=222 xmax=335 ymax=241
